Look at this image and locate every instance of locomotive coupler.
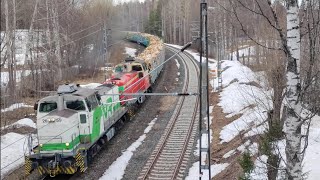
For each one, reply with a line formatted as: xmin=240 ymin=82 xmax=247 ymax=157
xmin=48 ymin=160 xmax=58 ymax=177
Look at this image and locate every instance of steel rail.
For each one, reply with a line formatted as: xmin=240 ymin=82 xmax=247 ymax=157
xmin=139 ymin=45 xmax=199 ymax=180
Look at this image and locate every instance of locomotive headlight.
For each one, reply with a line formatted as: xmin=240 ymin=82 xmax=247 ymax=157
xmin=39 ymin=144 xmax=43 ymax=147
xmin=65 ymin=143 xmax=70 ymax=147
xmin=48 ymin=118 xmax=55 ymax=122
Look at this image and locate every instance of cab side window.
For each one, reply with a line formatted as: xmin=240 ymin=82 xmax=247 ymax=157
xmin=85 ymin=95 xmax=99 ymax=111
xmin=66 ymin=100 xmax=86 ymax=111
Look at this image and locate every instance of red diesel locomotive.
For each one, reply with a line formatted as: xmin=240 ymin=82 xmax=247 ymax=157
xmin=104 ymin=57 xmax=151 ymax=105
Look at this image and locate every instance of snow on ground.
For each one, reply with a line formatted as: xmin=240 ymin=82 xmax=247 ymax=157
xmin=1 ymin=118 xmax=36 ymax=130
xmin=185 ymin=162 xmax=229 ymax=180
xmin=249 ymin=155 xmax=268 ymax=180
xmin=99 ymin=117 xmax=158 ymax=180
xmin=218 ymin=60 xmax=272 ymax=143
xmin=303 ymin=115 xmax=320 ymax=179
xmin=1 ymin=103 xmax=32 ymax=113
xmin=223 ymin=149 xmax=236 ymax=159
xmin=1 ymin=133 xmax=28 ymax=176
xmin=168 ymin=44 xmax=320 ymax=179
xmin=220 ymin=107 xmax=267 ymax=143
xmin=245 ymin=123 xmax=268 ymax=137
xmin=80 ymin=83 xmax=102 ymax=89
xmin=124 ymin=47 xmax=137 ymax=57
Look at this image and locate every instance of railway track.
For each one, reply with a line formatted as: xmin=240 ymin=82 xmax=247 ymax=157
xmin=138 ymin=45 xmax=200 ymax=180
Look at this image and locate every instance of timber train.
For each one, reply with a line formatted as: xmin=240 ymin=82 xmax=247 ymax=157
xmin=25 ymin=32 xmax=165 ymax=177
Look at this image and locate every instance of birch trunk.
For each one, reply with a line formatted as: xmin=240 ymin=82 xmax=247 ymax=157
xmin=24 ymin=0 xmax=39 ymax=66
xmin=285 ymin=0 xmax=302 ymax=179
xmin=5 ymin=0 xmax=16 ymax=104
xmin=52 ymin=1 xmax=63 ymax=81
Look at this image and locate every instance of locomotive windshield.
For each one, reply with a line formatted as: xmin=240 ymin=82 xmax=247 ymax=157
xmin=85 ymin=95 xmax=99 ymax=111
xmin=115 ymin=65 xmax=123 ymax=73
xmin=66 ymin=100 xmax=86 ymax=111
xmin=132 ymin=65 xmax=142 ymax=71
xmin=39 ymin=102 xmax=57 ymax=112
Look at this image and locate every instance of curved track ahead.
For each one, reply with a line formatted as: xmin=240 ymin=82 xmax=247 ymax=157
xmin=138 ymin=45 xmax=200 ymax=180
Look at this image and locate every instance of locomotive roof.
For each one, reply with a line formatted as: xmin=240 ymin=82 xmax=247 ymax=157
xmin=45 ymin=109 xmax=77 ymax=118
xmin=72 ymin=88 xmax=96 ymax=97
xmin=39 ymin=86 xmax=116 ymax=102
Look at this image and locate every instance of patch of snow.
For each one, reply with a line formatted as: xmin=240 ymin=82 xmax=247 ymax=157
xmin=124 ymin=47 xmax=137 ymax=57
xmin=302 ymin=114 xmax=320 ymax=179
xmin=1 ymin=103 xmax=32 ymax=113
xmin=80 ymin=83 xmax=102 ymax=89
xmin=209 ymin=105 xmax=214 ymax=114
xmin=218 ymin=60 xmax=272 ymax=143
xmin=99 ymin=118 xmax=157 ymax=180
xmin=237 ymin=140 xmax=251 ymax=152
xmin=236 ymin=141 xmax=259 ymax=156
xmin=250 ymin=155 xmax=268 ymax=180
xmin=185 ymin=162 xmax=229 ymax=180
xmin=1 ymin=118 xmax=36 ymax=130
xmin=245 ymin=123 xmax=267 ymax=137
xmin=1 ymin=133 xmax=27 ymax=176
xmin=220 ymin=107 xmax=267 ymax=143
xmin=223 ymin=149 xmax=236 ymax=159
xmin=248 ymin=142 xmax=259 ymax=155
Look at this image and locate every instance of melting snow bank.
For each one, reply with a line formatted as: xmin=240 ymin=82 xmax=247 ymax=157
xmin=218 ymin=60 xmax=272 ymax=143
xmin=99 ymin=118 xmax=158 ymax=180
xmin=124 ymin=47 xmax=137 ymax=57
xmin=185 ymin=162 xmax=229 ymax=180
xmin=303 ymin=114 xmax=320 ymax=179
xmin=1 ymin=133 xmax=27 ymax=176
xmin=1 ymin=118 xmax=36 ymax=130
xmin=1 ymin=103 xmax=32 ymax=113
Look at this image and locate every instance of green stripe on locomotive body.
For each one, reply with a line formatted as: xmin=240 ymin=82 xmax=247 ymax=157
xmin=118 ymin=86 xmax=124 ymax=92
xmin=91 ymin=96 xmax=120 ymax=142
xmin=91 ymin=106 xmax=102 ymax=142
xmin=40 ymin=137 xmax=80 ymax=151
